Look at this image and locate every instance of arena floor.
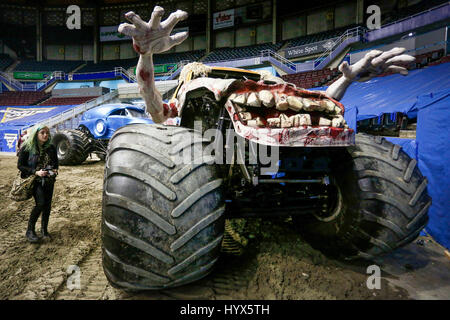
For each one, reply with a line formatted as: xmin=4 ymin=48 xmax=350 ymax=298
xmin=0 ymin=154 xmax=448 ymax=300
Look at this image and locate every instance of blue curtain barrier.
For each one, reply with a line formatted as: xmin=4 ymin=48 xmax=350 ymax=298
xmin=319 ymin=63 xmax=450 ymax=249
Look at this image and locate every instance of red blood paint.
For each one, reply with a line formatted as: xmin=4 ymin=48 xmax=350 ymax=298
xmin=329 ymin=127 xmax=342 ymax=138
xmin=133 ymin=43 xmax=143 ymax=54
xmin=139 ymin=69 xmax=150 ymax=82
xmin=169 ymin=102 xmax=178 ymax=117
xmin=163 ymin=103 xmax=169 ymax=116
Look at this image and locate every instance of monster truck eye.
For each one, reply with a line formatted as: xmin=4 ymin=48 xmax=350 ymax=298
xmin=95 ymin=120 xmax=107 ymax=135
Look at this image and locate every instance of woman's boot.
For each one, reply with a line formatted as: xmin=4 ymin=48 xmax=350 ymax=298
xmin=41 ymin=211 xmax=51 ymax=240
xmin=26 ymin=221 xmax=39 ymax=243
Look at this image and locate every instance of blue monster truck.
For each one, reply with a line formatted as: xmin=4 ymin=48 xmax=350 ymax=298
xmin=52 ymin=103 xmax=154 ymax=165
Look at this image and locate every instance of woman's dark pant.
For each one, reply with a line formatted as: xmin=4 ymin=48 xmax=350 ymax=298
xmin=27 ymin=180 xmax=54 ymax=233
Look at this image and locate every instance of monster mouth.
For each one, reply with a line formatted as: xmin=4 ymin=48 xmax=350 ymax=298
xmin=226 ymin=82 xmax=348 ymax=130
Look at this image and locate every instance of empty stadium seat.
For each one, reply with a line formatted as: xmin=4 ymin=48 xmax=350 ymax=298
xmin=0 ymin=54 xmax=14 ymax=71
xmin=14 ymin=60 xmax=83 ymax=73
xmin=39 ymin=96 xmax=98 ymax=106
xmin=0 ymin=91 xmax=51 ymax=106
xmin=284 ymin=25 xmax=358 ymax=49
xmin=75 ymin=50 xmax=205 ymax=73
xmin=203 ymin=43 xmax=283 ymax=62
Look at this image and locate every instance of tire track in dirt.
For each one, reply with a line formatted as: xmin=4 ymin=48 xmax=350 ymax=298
xmin=0 ymin=203 xmax=30 ymax=255
xmin=54 ymin=246 xmax=110 ymax=300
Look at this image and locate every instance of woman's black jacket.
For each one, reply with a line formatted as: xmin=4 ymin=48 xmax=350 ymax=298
xmin=17 ymin=144 xmax=59 ymax=178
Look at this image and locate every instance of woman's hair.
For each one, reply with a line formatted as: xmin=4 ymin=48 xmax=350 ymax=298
xmin=21 ymin=124 xmax=52 ymax=155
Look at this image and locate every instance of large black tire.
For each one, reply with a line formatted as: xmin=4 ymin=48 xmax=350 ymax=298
xmin=52 ymin=129 xmax=89 ymax=165
xmin=294 ymin=133 xmax=431 ymax=260
xmin=102 ymin=123 xmax=225 ymax=290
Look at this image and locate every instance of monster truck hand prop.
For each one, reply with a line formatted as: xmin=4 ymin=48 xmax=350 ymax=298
xmin=118 ymin=6 xmax=188 ymax=123
xmin=326 ymin=47 xmax=416 ymax=101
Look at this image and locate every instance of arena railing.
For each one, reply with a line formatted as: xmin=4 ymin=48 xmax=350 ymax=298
xmin=312 ymin=26 xmax=365 ymax=70
xmin=160 ymin=60 xmax=191 ymax=81
xmin=34 ymin=90 xmax=118 ymax=130
xmin=0 ymin=70 xmax=65 ymax=92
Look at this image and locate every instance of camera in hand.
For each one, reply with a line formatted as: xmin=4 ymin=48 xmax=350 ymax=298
xmin=42 ymin=165 xmax=56 ymax=177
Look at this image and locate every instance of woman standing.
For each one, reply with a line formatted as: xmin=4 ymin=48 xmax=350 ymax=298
xmin=17 ymin=125 xmax=58 ymax=243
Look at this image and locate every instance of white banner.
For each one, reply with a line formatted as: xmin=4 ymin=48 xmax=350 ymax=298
xmin=213 ymin=9 xmax=235 ymax=30
xmin=100 ymin=26 xmax=132 ymax=42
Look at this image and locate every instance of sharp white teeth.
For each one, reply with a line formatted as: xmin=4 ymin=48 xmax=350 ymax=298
xmin=319 ymin=117 xmax=332 ymax=126
xmin=289 ymin=114 xmax=301 ymax=127
xmin=239 ymin=112 xmax=253 ymax=121
xmin=247 ymin=117 xmax=264 ymax=127
xmin=275 ymin=93 xmax=289 ymax=111
xmin=247 ymin=119 xmax=257 ymax=127
xmin=229 ymin=93 xmax=237 ymax=100
xmin=280 ymin=114 xmax=292 ymax=128
xmin=334 ymin=105 xmax=342 ymax=115
xmin=234 ymin=104 xmax=246 ymax=112
xmin=256 ymin=117 xmax=265 ymax=127
xmin=267 ymin=118 xmax=281 ymax=128
xmin=332 ymin=115 xmax=344 ymax=128
xmin=258 ymin=90 xmax=275 ymax=108
xmin=302 ymin=98 xmax=321 ymax=111
xmin=299 ymin=114 xmax=311 ymax=126
xmin=321 ymin=99 xmax=336 ymax=113
xmin=232 ymin=93 xmax=247 ymax=105
xmin=287 ymin=96 xmax=303 ymax=112
xmin=247 ymin=92 xmax=261 ymax=107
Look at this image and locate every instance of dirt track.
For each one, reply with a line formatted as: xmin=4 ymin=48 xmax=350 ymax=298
xmin=0 ymin=154 xmax=411 ymax=300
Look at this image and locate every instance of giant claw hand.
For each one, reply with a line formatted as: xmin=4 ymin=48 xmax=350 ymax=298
xmin=339 ymin=47 xmax=416 ymax=82
xmin=118 ymin=6 xmax=188 ymax=56
xmin=326 ymin=47 xmax=416 ymax=101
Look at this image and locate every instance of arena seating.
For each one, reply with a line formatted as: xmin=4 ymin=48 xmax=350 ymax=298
xmin=38 ymin=96 xmax=98 ymax=106
xmin=74 ymin=50 xmax=205 ymax=73
xmin=381 ymin=0 xmax=447 ymax=25
xmin=153 ymin=49 xmax=205 ymax=64
xmin=282 ymin=49 xmax=447 ymax=89
xmin=0 ymin=91 xmax=51 ymax=106
xmin=282 ymin=68 xmax=340 ymax=89
xmin=14 ymin=60 xmax=84 ymax=73
xmin=76 ymin=58 xmax=137 ymax=73
xmin=203 ymin=43 xmax=283 ymax=62
xmin=429 ymin=54 xmax=450 ymax=66
xmin=284 ymin=25 xmax=358 ymax=49
xmin=0 ymin=54 xmax=14 ymax=71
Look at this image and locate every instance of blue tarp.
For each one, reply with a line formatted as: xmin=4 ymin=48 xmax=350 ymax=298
xmin=340 ymin=63 xmax=450 ymax=121
xmin=319 ymin=63 xmax=450 ymax=249
xmin=414 ymin=90 xmax=450 ymax=249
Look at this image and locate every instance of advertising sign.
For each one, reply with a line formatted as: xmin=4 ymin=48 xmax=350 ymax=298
xmin=0 ymin=129 xmax=19 ymax=152
xmin=213 ymin=9 xmax=235 ymax=30
xmin=284 ymin=37 xmax=339 ymax=59
xmin=13 ymin=72 xmax=48 ymax=80
xmin=0 ymin=105 xmax=73 ymax=125
xmin=100 ymin=26 xmax=132 ymax=42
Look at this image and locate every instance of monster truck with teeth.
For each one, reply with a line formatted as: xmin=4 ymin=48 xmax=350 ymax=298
xmin=101 ymin=7 xmax=431 ymax=290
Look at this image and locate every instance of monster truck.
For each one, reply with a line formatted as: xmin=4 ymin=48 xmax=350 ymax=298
xmin=101 ymin=7 xmax=430 ymax=290
xmin=52 ymin=103 xmax=154 ymax=165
